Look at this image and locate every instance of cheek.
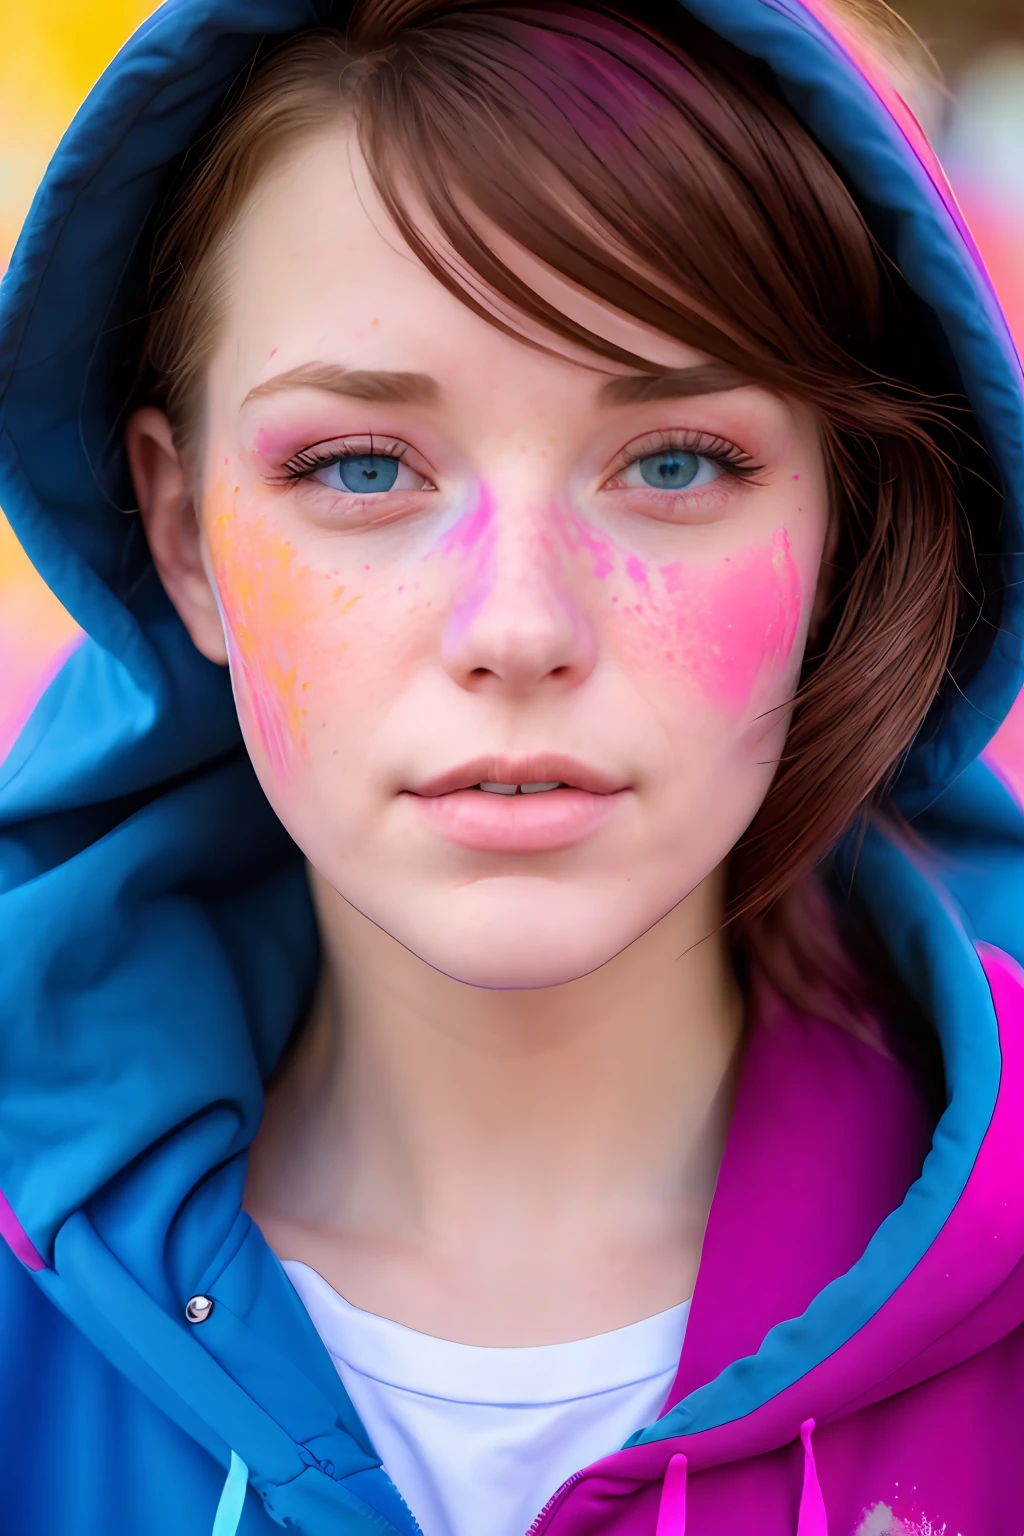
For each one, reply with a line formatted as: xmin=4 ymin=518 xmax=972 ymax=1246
xmin=207 ymin=491 xmax=366 ymax=779
xmin=619 ymin=529 xmax=804 ymax=713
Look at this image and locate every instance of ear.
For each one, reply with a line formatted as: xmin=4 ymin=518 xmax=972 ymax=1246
xmin=126 ymin=407 xmax=228 ymax=665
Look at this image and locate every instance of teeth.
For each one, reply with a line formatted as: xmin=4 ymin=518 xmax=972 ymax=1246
xmin=477 ymin=782 xmax=565 ymax=795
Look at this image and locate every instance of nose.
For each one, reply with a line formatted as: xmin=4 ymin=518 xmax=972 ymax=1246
xmin=439 ymin=487 xmax=598 ymax=696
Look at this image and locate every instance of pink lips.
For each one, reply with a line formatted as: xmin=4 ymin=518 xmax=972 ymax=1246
xmin=406 ymin=755 xmax=628 ymax=853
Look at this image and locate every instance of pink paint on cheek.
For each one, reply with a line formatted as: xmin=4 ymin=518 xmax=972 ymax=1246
xmin=220 ymin=620 xmax=296 ymax=782
xmin=626 ymin=555 xmax=649 ymax=586
xmin=561 ymin=508 xmax=615 ymax=579
xmin=657 ymin=528 xmax=802 ymax=710
xmin=434 ymin=484 xmax=499 ymax=645
xmin=437 ymin=482 xmax=496 ymax=558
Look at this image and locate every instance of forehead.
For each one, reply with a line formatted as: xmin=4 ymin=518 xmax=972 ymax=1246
xmin=219 ymin=128 xmax=445 ymax=363
xmin=213 ymin=124 xmax=706 ymax=398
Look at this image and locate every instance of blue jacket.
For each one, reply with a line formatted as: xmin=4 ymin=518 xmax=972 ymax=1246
xmin=1 ymin=2 xmax=1024 ymax=1533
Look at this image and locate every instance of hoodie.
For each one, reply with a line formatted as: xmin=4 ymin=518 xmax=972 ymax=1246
xmin=1 ymin=2 xmax=1023 ymax=1533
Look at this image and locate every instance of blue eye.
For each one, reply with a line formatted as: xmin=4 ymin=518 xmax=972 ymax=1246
xmin=312 ymin=452 xmax=428 ymax=495
xmin=614 ymin=447 xmax=724 ymax=495
xmin=338 ymin=454 xmax=400 ymax=493
xmin=639 ymin=451 xmax=700 ymax=489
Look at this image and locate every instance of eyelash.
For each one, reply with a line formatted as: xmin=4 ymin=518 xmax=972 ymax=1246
xmin=277 ymin=435 xmax=422 ymax=483
xmin=604 ymin=430 xmax=764 ymax=489
xmin=274 ymin=430 xmax=763 ymax=490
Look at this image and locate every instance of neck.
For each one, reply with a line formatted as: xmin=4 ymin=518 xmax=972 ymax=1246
xmin=246 ymin=867 xmax=744 ymax=1345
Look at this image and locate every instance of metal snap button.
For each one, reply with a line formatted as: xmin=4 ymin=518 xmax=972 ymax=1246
xmin=185 ymin=1294 xmax=214 ymax=1324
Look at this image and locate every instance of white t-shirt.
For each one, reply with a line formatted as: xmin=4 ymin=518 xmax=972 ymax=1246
xmin=283 ymin=1260 xmax=689 ymax=1536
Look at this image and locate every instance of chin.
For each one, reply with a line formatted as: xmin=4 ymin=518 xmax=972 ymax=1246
xmin=430 ymin=948 xmax=615 ymax=991
xmin=401 ymin=914 xmax=634 ymax=991
xmin=330 ymin=870 xmax=688 ymax=992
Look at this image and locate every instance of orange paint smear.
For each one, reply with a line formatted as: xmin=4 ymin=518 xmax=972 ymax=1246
xmin=208 ymin=492 xmax=360 ymax=778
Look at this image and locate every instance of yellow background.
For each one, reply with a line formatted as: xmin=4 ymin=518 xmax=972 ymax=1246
xmin=0 ymin=4 xmax=159 ymax=759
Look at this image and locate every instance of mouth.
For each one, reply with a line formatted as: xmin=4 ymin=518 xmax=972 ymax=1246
xmin=409 ymin=756 xmax=625 ymax=799
xmin=404 ymin=756 xmax=629 ymax=853
xmin=475 ymin=780 xmax=565 ymax=796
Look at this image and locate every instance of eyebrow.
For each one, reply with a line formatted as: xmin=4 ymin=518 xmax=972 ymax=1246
xmin=599 ymin=363 xmax=750 ymax=407
xmin=242 ymin=363 xmax=441 ymax=407
xmin=243 ymin=360 xmax=747 ymax=410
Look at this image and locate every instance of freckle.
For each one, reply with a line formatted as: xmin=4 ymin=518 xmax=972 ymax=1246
xmin=302 ymin=681 xmax=310 ymax=691
xmin=364 ymin=565 xmax=371 ymax=572
xmin=397 ymin=585 xmax=405 ymax=592
xmin=233 ymin=486 xmax=240 ymax=494
xmin=371 ymin=317 xmax=379 ymax=326
xmin=611 ymin=595 xmax=619 ymax=603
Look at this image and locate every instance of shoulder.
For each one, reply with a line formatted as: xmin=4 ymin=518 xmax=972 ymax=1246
xmin=0 ymin=1242 xmax=269 ymax=1535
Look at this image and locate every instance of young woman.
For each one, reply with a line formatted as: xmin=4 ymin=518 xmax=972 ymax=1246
xmin=1 ymin=1 xmax=1023 ymax=1533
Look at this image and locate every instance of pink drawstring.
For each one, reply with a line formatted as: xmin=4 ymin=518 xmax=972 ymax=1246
xmin=654 ymin=1421 xmax=826 ymax=1536
xmin=798 ymin=1419 xmax=829 ymax=1536
xmin=655 ymin=1453 xmax=687 ymax=1534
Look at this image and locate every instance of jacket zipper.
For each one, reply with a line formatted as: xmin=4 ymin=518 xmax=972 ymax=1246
xmin=525 ymin=1470 xmax=587 ymax=1536
xmin=299 ymin=1447 xmax=426 ymax=1536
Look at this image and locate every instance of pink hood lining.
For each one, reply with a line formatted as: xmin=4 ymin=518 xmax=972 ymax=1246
xmin=788 ymin=0 xmax=1003 ymax=320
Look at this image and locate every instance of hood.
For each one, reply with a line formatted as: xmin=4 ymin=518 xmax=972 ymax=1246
xmin=1 ymin=1 xmax=1024 ymax=1532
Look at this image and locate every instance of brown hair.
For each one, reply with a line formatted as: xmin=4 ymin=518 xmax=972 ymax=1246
xmin=141 ymin=0 xmax=990 ymax=1064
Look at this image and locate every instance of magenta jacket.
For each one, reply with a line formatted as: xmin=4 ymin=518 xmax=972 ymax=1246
xmin=539 ymin=940 xmax=1024 ymax=1535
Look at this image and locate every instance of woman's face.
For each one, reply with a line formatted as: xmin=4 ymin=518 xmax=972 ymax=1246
xmin=182 ymin=127 xmax=831 ymax=988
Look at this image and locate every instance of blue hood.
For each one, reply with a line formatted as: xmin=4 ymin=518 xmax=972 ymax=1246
xmin=1 ymin=2 xmax=1024 ymax=1532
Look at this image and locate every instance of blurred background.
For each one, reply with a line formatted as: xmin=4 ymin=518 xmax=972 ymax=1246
xmin=1 ymin=0 xmax=1023 ymax=793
